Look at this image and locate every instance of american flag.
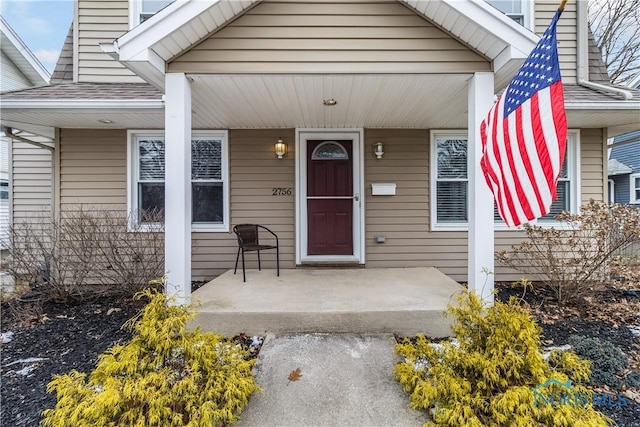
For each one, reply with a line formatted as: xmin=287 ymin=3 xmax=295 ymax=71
xmin=480 ymin=9 xmax=568 ymax=227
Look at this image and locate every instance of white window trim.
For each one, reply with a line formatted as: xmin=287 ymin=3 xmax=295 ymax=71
xmin=129 ymin=0 xmax=142 ymax=28
xmin=430 ymin=130 xmax=581 ymax=231
xmin=430 ymin=130 xmax=469 ymax=231
xmin=630 ymin=173 xmax=640 ymax=204
xmin=129 ymin=0 xmax=173 ymax=28
xmin=127 ymin=129 xmax=229 ymax=232
xmin=486 ymin=0 xmax=534 ymax=30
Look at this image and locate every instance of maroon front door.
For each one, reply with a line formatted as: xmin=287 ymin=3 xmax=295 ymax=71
xmin=307 ymin=140 xmax=353 ymax=255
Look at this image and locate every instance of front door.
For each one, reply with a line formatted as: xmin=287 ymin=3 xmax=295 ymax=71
xmin=297 ymin=130 xmax=363 ymax=264
xmin=307 ymin=140 xmax=353 ymax=255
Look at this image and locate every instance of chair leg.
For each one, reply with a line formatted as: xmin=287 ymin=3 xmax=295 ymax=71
xmin=257 ymin=250 xmax=262 ymax=271
xmin=234 ymin=246 xmax=241 ymax=275
xmin=276 ymin=245 xmax=280 ymax=277
xmin=241 ymin=249 xmax=246 ymax=282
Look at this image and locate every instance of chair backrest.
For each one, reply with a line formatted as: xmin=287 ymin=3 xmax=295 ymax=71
xmin=233 ymin=224 xmax=259 ymax=247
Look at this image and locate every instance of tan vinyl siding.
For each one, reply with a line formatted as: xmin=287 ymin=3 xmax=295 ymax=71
xmin=11 ymin=141 xmax=53 ymax=222
xmin=580 ymin=128 xmax=604 ymax=202
xmin=364 ymin=129 xmax=470 ymax=280
xmin=535 ymin=0 xmax=577 ymax=84
xmin=192 ymin=129 xmax=296 ymax=279
xmin=169 ymin=1 xmax=491 ymax=74
xmin=59 ymin=129 xmax=128 ymax=210
xmin=77 ymin=0 xmax=142 ymax=83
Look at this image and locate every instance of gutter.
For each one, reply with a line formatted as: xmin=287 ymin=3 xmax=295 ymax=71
xmin=1 ymin=126 xmax=54 ymax=152
xmin=2 ymin=126 xmax=56 ymax=228
xmin=575 ymin=0 xmax=633 ymax=100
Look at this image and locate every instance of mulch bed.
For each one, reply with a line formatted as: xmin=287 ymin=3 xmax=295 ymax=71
xmin=2 ymin=282 xmax=640 ymax=426
xmin=498 ymin=284 xmax=640 ymax=426
xmin=0 ymin=294 xmax=261 ymax=427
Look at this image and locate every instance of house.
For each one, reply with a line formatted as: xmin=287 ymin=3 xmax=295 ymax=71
xmin=0 ymin=16 xmax=51 ymax=250
xmin=1 ymin=0 xmax=639 ymax=304
xmin=608 ymin=74 xmax=640 ymax=205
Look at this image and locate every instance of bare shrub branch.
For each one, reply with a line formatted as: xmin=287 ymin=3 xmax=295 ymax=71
xmin=497 ymin=200 xmax=640 ymax=304
xmin=7 ymin=207 xmax=165 ymax=303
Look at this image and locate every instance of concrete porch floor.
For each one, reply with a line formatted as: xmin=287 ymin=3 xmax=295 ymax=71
xmin=190 ymin=267 xmax=463 ymax=337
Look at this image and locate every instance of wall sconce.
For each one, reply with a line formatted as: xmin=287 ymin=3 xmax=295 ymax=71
xmin=373 ymin=142 xmax=384 ymax=159
xmin=275 ymin=138 xmax=287 ymax=159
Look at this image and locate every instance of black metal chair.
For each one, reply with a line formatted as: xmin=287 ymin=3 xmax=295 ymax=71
xmin=233 ymin=224 xmax=280 ymax=282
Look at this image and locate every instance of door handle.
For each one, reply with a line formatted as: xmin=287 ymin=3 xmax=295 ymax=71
xmin=353 ymin=193 xmax=360 ymax=202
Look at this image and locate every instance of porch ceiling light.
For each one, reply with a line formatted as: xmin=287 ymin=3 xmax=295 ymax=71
xmin=322 ymin=98 xmax=337 ymax=106
xmin=98 ymin=119 xmax=114 ymax=124
xmin=373 ymin=142 xmax=384 ymax=159
xmin=275 ymin=138 xmax=287 ymax=159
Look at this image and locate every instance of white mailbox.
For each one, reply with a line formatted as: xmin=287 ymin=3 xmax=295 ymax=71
xmin=371 ymin=183 xmax=396 ymax=196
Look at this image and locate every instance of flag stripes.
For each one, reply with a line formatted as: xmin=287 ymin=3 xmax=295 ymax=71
xmin=480 ymin=9 xmax=568 ymax=227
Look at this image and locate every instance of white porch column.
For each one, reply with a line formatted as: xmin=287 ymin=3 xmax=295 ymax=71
xmin=164 ymin=73 xmax=192 ymax=305
xmin=467 ymin=72 xmax=495 ymax=303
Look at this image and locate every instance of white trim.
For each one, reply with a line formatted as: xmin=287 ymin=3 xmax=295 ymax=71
xmin=127 ymin=129 xmax=164 ymax=232
xmin=296 ymin=128 xmax=365 ymax=264
xmin=190 ymin=130 xmax=229 ymax=233
xmin=630 ymin=173 xmax=640 ymax=204
xmin=429 ymin=129 xmax=469 ymax=232
xmin=127 ymin=129 xmax=229 ymax=233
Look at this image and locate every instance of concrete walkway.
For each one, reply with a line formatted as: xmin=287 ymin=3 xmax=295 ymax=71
xmin=236 ymin=333 xmax=427 ymax=427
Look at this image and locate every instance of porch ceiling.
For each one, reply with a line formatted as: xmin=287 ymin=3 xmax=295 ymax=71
xmin=189 ymin=74 xmax=470 ymax=129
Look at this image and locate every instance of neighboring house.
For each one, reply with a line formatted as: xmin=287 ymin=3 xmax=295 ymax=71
xmin=608 ymin=75 xmax=640 ymax=205
xmin=0 ymin=0 xmax=639 ymax=303
xmin=0 ymin=16 xmax=51 ymax=249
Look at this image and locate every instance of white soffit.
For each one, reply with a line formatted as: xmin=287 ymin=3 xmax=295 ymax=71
xmin=189 ymin=74 xmax=471 ymax=129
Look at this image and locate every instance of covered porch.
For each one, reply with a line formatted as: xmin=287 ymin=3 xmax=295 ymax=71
xmin=189 ymin=267 xmax=463 ymax=336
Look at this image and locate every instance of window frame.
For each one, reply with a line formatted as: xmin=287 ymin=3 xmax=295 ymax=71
xmin=430 ymin=130 xmax=581 ymax=231
xmin=430 ymin=130 xmax=469 ymax=231
xmin=485 ymin=0 xmax=534 ymax=30
xmin=0 ymin=181 xmax=8 ymax=200
xmin=129 ymin=0 xmax=174 ymax=28
xmin=630 ymin=173 xmax=640 ymax=204
xmin=127 ymin=129 xmax=229 ymax=232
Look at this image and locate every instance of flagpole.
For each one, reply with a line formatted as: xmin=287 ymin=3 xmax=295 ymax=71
xmin=559 ymin=0 xmax=568 ymax=11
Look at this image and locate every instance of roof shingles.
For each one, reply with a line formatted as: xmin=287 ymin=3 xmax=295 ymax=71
xmin=1 ymin=82 xmax=163 ymax=100
xmin=50 ymin=23 xmax=74 ymax=84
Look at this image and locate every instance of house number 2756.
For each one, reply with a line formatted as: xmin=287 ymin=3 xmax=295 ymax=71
xmin=272 ymin=188 xmax=292 ymax=196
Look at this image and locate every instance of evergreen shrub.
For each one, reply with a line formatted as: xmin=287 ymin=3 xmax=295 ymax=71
xmin=394 ymin=291 xmax=612 ymax=426
xmin=569 ymin=335 xmax=627 ymax=388
xmin=42 ymin=289 xmax=259 ymax=426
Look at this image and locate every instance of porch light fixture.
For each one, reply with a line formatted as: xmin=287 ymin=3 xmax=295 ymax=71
xmin=98 ymin=119 xmax=114 ymax=124
xmin=373 ymin=142 xmax=384 ymax=159
xmin=275 ymin=138 xmax=287 ymax=159
xmin=322 ymin=98 xmax=337 ymax=106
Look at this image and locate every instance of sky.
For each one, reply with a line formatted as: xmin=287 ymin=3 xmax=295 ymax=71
xmin=1 ymin=0 xmax=74 ymax=74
